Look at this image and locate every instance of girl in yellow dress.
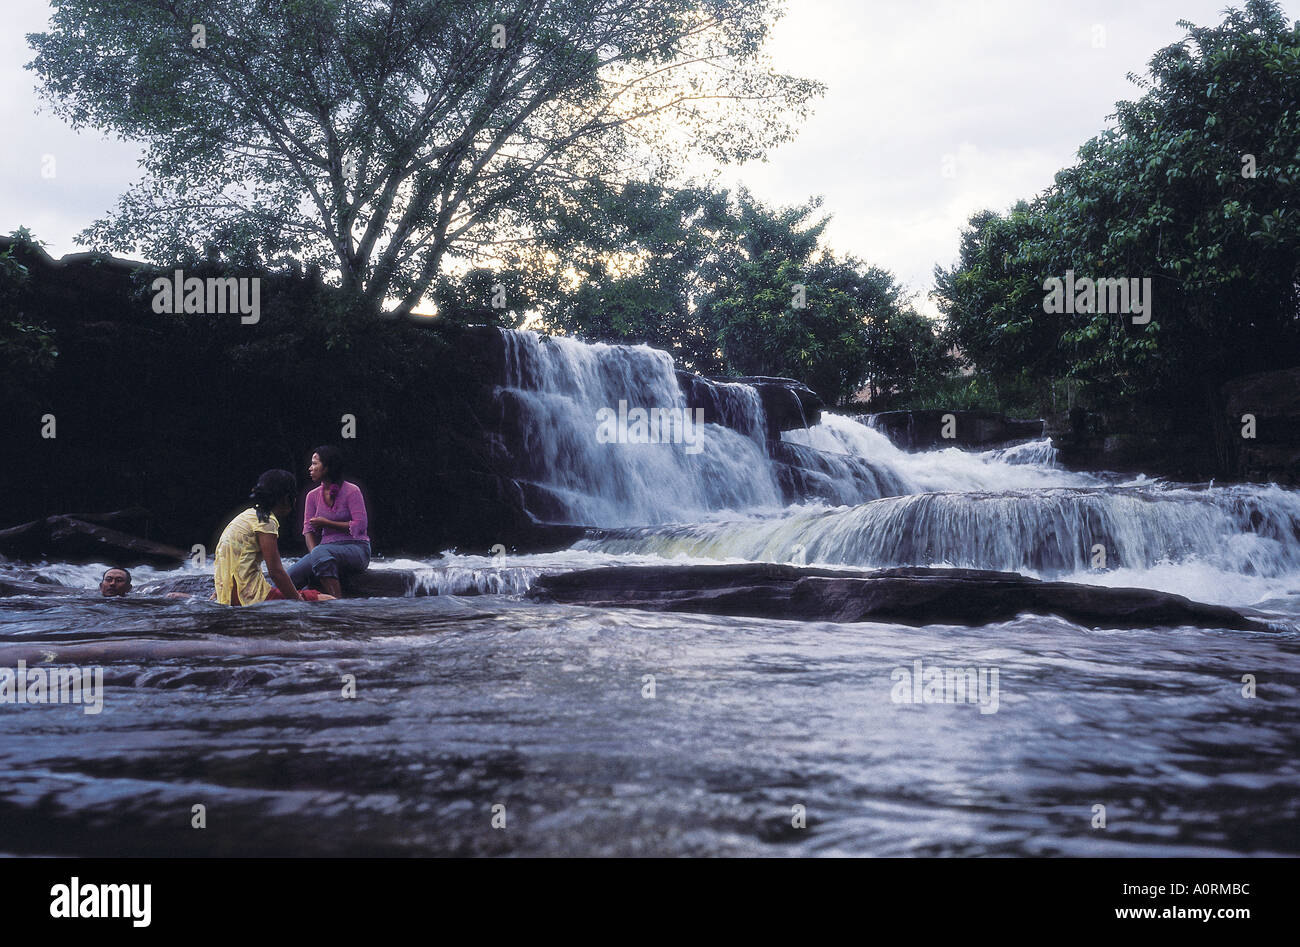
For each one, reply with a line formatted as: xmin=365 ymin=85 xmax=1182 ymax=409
xmin=213 ymin=470 xmax=335 ymax=605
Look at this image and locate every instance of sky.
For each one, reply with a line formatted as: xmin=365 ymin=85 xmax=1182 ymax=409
xmin=3 ymin=0 xmax=1295 ymax=318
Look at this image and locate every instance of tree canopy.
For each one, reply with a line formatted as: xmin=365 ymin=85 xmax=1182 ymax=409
xmin=28 ymin=0 xmax=820 ymax=316
xmin=933 ymin=0 xmax=1300 ymax=438
xmin=539 ymin=184 xmax=950 ymax=405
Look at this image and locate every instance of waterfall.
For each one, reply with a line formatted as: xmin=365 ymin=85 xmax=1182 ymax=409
xmin=497 ymin=331 xmax=1300 ymax=602
xmin=496 ymin=331 xmax=968 ymax=523
xmin=497 ymin=330 xmax=782 ymax=526
xmin=781 ymin=413 xmax=1093 ymax=492
xmin=577 ymin=484 xmax=1300 ymax=581
xmin=985 ymin=439 xmax=1061 ymax=467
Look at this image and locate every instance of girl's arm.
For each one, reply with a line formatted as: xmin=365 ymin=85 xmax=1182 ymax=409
xmin=303 ymin=491 xmax=320 ymax=550
xmin=258 ymin=532 xmax=301 ymax=601
xmin=308 ymin=516 xmax=350 ymax=530
xmin=348 ymin=485 xmax=369 ymax=539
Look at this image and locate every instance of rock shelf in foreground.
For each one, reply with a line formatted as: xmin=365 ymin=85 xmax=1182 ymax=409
xmin=1 ymin=560 xmax=1273 ymax=632
xmin=527 ymin=563 xmax=1269 ymax=631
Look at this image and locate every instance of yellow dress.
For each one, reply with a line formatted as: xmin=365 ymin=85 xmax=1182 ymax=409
xmin=213 ymin=508 xmax=279 ymax=605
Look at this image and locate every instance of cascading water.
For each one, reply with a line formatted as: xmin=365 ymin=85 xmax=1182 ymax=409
xmin=579 ymin=484 xmax=1300 ymax=581
xmin=497 ymin=330 xmax=785 ymax=526
xmin=496 ymin=330 xmax=1300 ymax=604
xmin=782 ymin=412 xmax=1096 ymax=492
xmin=496 ymin=330 xmax=1077 ymax=524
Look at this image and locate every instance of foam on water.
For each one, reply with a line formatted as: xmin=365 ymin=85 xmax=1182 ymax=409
xmin=500 ymin=330 xmax=782 ymax=525
xmin=783 ymin=413 xmax=1098 ymax=492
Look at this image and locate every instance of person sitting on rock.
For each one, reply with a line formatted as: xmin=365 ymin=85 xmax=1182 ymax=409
xmin=99 ymin=567 xmax=131 ymax=597
xmin=214 ymin=469 xmax=335 ymax=605
xmin=289 ymin=446 xmax=371 ymax=599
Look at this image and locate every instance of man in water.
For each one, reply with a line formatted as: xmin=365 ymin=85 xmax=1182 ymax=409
xmin=99 ymin=567 xmax=132 ymax=597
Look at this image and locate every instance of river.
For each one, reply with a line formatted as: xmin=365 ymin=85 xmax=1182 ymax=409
xmin=1 ymin=330 xmax=1297 ymax=856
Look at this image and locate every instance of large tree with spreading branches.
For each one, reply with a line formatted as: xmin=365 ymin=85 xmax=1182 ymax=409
xmin=28 ymin=0 xmax=819 ymax=316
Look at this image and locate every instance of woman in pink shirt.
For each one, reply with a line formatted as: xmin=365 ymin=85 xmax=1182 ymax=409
xmin=287 ymin=446 xmax=371 ymax=598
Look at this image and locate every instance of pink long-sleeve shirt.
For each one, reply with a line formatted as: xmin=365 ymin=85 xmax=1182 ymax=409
xmin=303 ymin=481 xmax=370 ymax=544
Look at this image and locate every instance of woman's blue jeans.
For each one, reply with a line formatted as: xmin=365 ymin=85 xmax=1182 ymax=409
xmin=289 ymin=541 xmax=371 ymax=589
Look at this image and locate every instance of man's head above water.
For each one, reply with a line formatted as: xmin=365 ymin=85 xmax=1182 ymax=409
xmin=100 ymin=567 xmax=132 ymax=597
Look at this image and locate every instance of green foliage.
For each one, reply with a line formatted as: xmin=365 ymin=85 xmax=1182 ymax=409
xmin=933 ymin=0 xmax=1300 ymax=438
xmin=530 ymin=180 xmax=733 ymax=371
xmin=0 ymin=230 xmax=58 ymax=415
xmin=432 ymin=267 xmax=535 ymax=329
xmin=27 ymin=0 xmax=820 ymax=317
xmin=888 ymin=372 xmax=1046 ymax=417
xmin=540 ymin=184 xmax=949 ymax=405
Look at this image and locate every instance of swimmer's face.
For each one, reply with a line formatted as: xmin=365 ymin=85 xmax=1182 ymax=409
xmin=100 ymin=570 xmax=131 ymax=597
xmin=309 ymin=453 xmax=324 ymax=483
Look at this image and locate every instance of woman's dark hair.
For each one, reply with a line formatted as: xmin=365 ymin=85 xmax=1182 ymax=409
xmin=313 ymin=445 xmax=344 ymax=483
xmin=250 ymin=469 xmax=297 ymax=523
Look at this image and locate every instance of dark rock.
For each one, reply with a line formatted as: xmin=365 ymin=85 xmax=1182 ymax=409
xmin=44 ymin=516 xmax=188 ymax=566
xmin=0 ymin=519 xmax=47 ymax=559
xmin=1232 ymin=445 xmax=1300 ymax=486
xmin=62 ymin=508 xmax=154 ymax=532
xmin=678 ymin=372 xmax=823 ymax=441
xmin=1223 ymin=367 xmax=1300 ymax=485
xmin=343 ymin=570 xmax=423 ymax=597
xmin=869 ymin=410 xmax=1044 ymax=451
xmin=1224 ymin=366 xmax=1300 ymax=425
xmin=527 ymin=563 xmax=1268 ymax=631
xmin=0 ymin=513 xmax=185 ymax=566
xmin=730 ymin=376 xmax=824 ymax=439
xmin=0 ymin=575 xmax=70 ymax=597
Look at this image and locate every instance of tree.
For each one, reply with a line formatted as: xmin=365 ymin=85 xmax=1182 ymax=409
xmin=536 ymin=180 xmax=733 ymax=372
xmin=701 ymin=190 xmax=938 ymax=406
xmin=0 ymin=229 xmax=59 ymax=419
xmin=932 ymin=1 xmax=1300 ymax=447
xmin=538 ymin=183 xmax=938 ymax=405
xmin=932 ymin=203 xmax=1065 ymax=405
xmin=28 ymin=0 xmax=820 ymax=317
xmin=1048 ymin=0 xmax=1300 ymax=424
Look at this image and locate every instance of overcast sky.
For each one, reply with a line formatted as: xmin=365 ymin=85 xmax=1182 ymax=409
xmin=3 ymin=0 xmax=1294 ymax=317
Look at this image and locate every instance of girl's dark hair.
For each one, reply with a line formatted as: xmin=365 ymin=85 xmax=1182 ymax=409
xmin=313 ymin=445 xmax=344 ymax=482
xmin=250 ymin=469 xmax=298 ymax=523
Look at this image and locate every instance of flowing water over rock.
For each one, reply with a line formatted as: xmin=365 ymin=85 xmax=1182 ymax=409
xmin=498 ymin=331 xmax=781 ymax=525
xmin=2 ymin=330 xmax=1299 ymax=856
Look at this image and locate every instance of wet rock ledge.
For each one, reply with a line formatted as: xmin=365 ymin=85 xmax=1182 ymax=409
xmin=527 ymin=563 xmax=1270 ymax=632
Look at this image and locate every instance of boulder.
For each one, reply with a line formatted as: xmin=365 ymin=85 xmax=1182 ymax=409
xmin=729 ymin=376 xmax=824 ymax=439
xmin=527 ymin=563 xmax=1268 ymax=631
xmin=678 ymin=372 xmax=823 ymax=441
xmin=0 ymin=512 xmax=186 ymax=566
xmin=0 ymin=519 xmax=47 ymax=559
xmin=869 ymin=410 xmax=1044 ymax=451
xmin=0 ymin=575 xmax=69 ymax=597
